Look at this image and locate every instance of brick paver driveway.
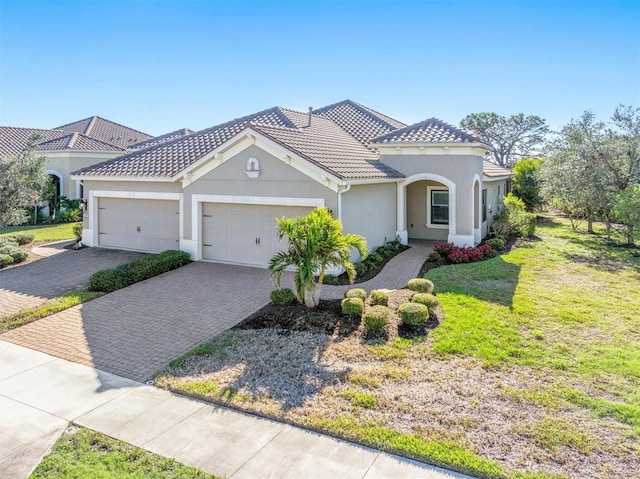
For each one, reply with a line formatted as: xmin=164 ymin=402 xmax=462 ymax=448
xmin=1 ymin=262 xmax=283 ymax=381
xmin=0 ymin=247 xmax=144 ymax=319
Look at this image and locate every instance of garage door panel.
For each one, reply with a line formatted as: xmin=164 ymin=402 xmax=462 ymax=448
xmin=98 ymin=198 xmax=179 ymax=253
xmin=202 ymin=203 xmax=313 ymax=266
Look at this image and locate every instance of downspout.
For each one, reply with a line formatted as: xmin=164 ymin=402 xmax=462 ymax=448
xmin=337 ymin=184 xmax=351 ymax=222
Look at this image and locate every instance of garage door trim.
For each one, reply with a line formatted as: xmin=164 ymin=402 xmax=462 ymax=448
xmin=191 ymin=194 xmax=325 ymax=261
xmin=86 ymin=190 xmax=182 ymax=248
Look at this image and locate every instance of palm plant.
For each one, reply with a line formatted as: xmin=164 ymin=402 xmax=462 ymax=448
xmin=268 ymin=207 xmax=367 ymax=308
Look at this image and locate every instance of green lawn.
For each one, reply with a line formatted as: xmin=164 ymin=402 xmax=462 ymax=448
xmin=0 ymin=222 xmax=79 ymax=242
xmin=30 ymin=426 xmax=218 ymax=479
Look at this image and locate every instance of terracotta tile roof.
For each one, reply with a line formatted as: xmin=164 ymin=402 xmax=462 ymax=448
xmin=54 ymin=116 xmax=153 ymax=149
xmin=313 ymin=100 xmax=406 ymax=147
xmin=130 ymin=128 xmax=194 ymax=150
xmin=252 ymin=109 xmax=403 ymax=180
xmin=72 ymin=107 xmax=299 ymax=178
xmin=0 ymin=127 xmax=66 ymax=157
xmin=482 ymin=160 xmax=512 ymax=178
xmin=36 ymin=132 xmax=125 ymax=152
xmin=371 ymin=118 xmax=483 ymax=144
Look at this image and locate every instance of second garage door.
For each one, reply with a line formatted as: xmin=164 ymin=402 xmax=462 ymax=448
xmin=98 ymin=198 xmax=180 ymax=252
xmin=202 ymin=203 xmax=313 ymax=267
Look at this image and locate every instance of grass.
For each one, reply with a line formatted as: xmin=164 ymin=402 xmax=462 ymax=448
xmin=1 ymin=290 xmax=103 ymax=332
xmin=0 ymin=222 xmax=79 ymax=242
xmin=30 ymin=425 xmax=218 ymax=478
xmin=156 ymin=215 xmax=640 ymax=478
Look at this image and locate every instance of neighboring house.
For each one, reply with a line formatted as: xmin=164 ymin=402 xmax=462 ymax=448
xmin=71 ymin=100 xmax=511 ymax=267
xmin=0 ymin=118 xmax=192 ymax=203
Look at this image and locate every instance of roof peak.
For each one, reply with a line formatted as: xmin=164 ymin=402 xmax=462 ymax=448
xmin=371 ymin=117 xmax=485 ymax=145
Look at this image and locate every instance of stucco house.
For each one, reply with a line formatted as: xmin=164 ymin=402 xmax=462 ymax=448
xmin=0 ymin=117 xmax=192 ymax=204
xmin=71 ymin=100 xmax=511 ymax=267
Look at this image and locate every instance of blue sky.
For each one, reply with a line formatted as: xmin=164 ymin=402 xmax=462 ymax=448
xmin=1 ymin=0 xmax=638 ymax=136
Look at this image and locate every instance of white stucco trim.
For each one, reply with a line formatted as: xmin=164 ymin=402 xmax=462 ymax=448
xmin=190 ymin=194 xmax=325 ymax=261
xmin=71 ymin=174 xmax=175 ymax=182
xmin=177 ymin=128 xmax=342 ymax=193
xmin=83 ymin=190 xmax=182 ymax=247
xmin=375 ymin=143 xmax=490 ymax=157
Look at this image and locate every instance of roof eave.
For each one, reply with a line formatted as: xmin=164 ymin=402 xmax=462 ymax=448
xmin=371 ymin=141 xmax=491 ymax=150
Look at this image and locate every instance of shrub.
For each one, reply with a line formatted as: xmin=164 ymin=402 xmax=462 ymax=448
xmin=433 ymin=242 xmax=456 ymax=257
xmin=369 ymin=289 xmax=389 ymax=306
xmin=363 ymin=305 xmax=389 ymax=334
xmin=0 ymin=237 xmax=18 ymax=247
xmin=426 ymin=251 xmax=442 ymax=262
xmin=447 ymin=244 xmax=497 ymax=264
xmin=322 ymin=274 xmax=339 ymax=285
xmin=0 ymin=245 xmax=28 ymax=263
xmin=271 ymin=288 xmax=296 ymax=306
xmin=398 ymin=302 xmax=429 ymax=326
xmin=11 ymin=234 xmax=34 ymax=245
xmin=485 ymin=237 xmax=505 ymax=250
xmin=407 ymin=278 xmax=434 ymax=294
xmin=341 ymin=297 xmax=364 ymax=318
xmin=504 ymin=193 xmax=537 ymax=238
xmin=89 ymin=250 xmax=191 ymax=292
xmin=345 ymin=288 xmax=367 ymax=300
xmin=0 ymin=254 xmax=14 ymax=268
xmin=412 ymin=293 xmax=439 ymax=309
xmin=72 ymin=223 xmax=83 ymax=243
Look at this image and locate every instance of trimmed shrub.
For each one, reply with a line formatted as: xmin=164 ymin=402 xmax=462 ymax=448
xmin=369 ymin=289 xmax=389 ymax=306
xmin=426 ymin=251 xmax=442 ymax=262
xmin=0 ymin=254 xmax=15 ymax=268
xmin=0 ymin=245 xmax=28 ymax=263
xmin=363 ymin=305 xmax=389 ymax=335
xmin=345 ymin=288 xmax=367 ymax=300
xmin=271 ymin=288 xmax=296 ymax=306
xmin=412 ymin=293 xmax=439 ymax=309
xmin=89 ymin=250 xmax=191 ymax=292
xmin=398 ymin=302 xmax=429 ymax=326
xmin=341 ymin=297 xmax=364 ymax=318
xmin=11 ymin=234 xmax=34 ymax=245
xmin=407 ymin=278 xmax=434 ymax=294
xmin=485 ymin=237 xmax=505 ymax=250
xmin=0 ymin=237 xmax=18 ymax=247
xmin=433 ymin=242 xmax=456 ymax=257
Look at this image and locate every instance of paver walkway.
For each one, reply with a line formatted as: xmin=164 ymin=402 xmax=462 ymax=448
xmin=0 ymin=340 xmax=472 ymax=479
xmin=1 ymin=241 xmax=432 ymax=382
xmin=0 ymin=245 xmax=143 ymax=319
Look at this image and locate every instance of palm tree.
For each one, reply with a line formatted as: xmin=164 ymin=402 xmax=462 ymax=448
xmin=269 ymin=208 xmax=368 ymax=308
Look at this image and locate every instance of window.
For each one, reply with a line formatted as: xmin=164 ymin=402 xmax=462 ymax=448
xmin=429 ymin=189 xmax=449 ymax=226
xmin=482 ymin=189 xmax=487 ymax=222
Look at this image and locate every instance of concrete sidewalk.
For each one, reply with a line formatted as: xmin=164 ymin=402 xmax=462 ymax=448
xmin=0 ymin=341 xmax=473 ymax=479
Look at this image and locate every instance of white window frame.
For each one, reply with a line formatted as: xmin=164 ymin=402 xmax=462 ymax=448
xmin=426 ymin=186 xmax=449 ymax=229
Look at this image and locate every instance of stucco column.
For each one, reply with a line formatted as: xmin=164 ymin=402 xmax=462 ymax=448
xmin=396 ymin=181 xmax=408 ymax=244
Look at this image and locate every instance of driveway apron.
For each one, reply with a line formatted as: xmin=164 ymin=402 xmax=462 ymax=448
xmin=0 ymin=246 xmax=144 ymax=319
xmin=1 ymin=262 xmax=282 ymax=382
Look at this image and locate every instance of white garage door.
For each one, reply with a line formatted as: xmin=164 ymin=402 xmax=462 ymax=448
xmin=98 ymin=198 xmax=179 ymax=252
xmin=202 ymin=203 xmax=313 ymax=267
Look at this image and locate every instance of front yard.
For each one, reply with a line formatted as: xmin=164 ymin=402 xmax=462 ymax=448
xmin=0 ymin=222 xmax=78 ymax=242
xmin=155 ymin=216 xmax=636 ymax=477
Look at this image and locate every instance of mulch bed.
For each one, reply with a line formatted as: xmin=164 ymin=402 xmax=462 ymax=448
xmin=330 ymin=245 xmax=410 ymax=285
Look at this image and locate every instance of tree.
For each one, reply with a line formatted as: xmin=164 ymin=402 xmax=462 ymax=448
xmin=0 ymin=135 xmax=49 ymax=227
xmin=511 ymin=157 xmax=544 ymax=211
xmin=460 ymin=112 xmax=549 ymax=167
xmin=268 ymin=208 xmax=368 ymax=308
xmin=612 ymin=184 xmax=640 ymax=246
xmin=540 ymin=106 xmax=640 ymax=235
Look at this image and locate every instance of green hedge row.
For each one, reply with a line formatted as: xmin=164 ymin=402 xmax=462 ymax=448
xmin=89 ymin=250 xmax=191 ymax=293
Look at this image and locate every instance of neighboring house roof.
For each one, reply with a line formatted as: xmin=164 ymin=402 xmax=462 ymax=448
xmin=130 ymin=128 xmax=194 ymax=150
xmin=314 ymin=99 xmax=406 ymax=147
xmin=482 ymin=160 xmax=512 ymax=178
xmin=0 ymin=127 xmax=66 ymax=157
xmin=371 ymin=118 xmax=484 ymax=144
xmin=36 ymin=132 xmax=126 ymax=152
xmin=54 ymin=116 xmax=153 ymax=149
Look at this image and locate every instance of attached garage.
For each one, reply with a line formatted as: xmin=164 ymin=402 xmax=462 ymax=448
xmin=98 ymin=197 xmax=180 ymax=252
xmin=202 ymin=203 xmax=313 ymax=267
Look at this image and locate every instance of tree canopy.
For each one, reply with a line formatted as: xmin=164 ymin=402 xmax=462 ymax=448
xmin=460 ymin=112 xmax=548 ymax=167
xmin=0 ymin=135 xmax=49 ymax=227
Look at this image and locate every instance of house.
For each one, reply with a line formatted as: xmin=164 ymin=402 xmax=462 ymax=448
xmin=0 ymin=118 xmax=192 ymax=205
xmin=71 ymin=100 xmax=511 ymax=266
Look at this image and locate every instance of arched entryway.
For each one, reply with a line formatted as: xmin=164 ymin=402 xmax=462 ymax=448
xmin=46 ymin=170 xmax=63 ymax=208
